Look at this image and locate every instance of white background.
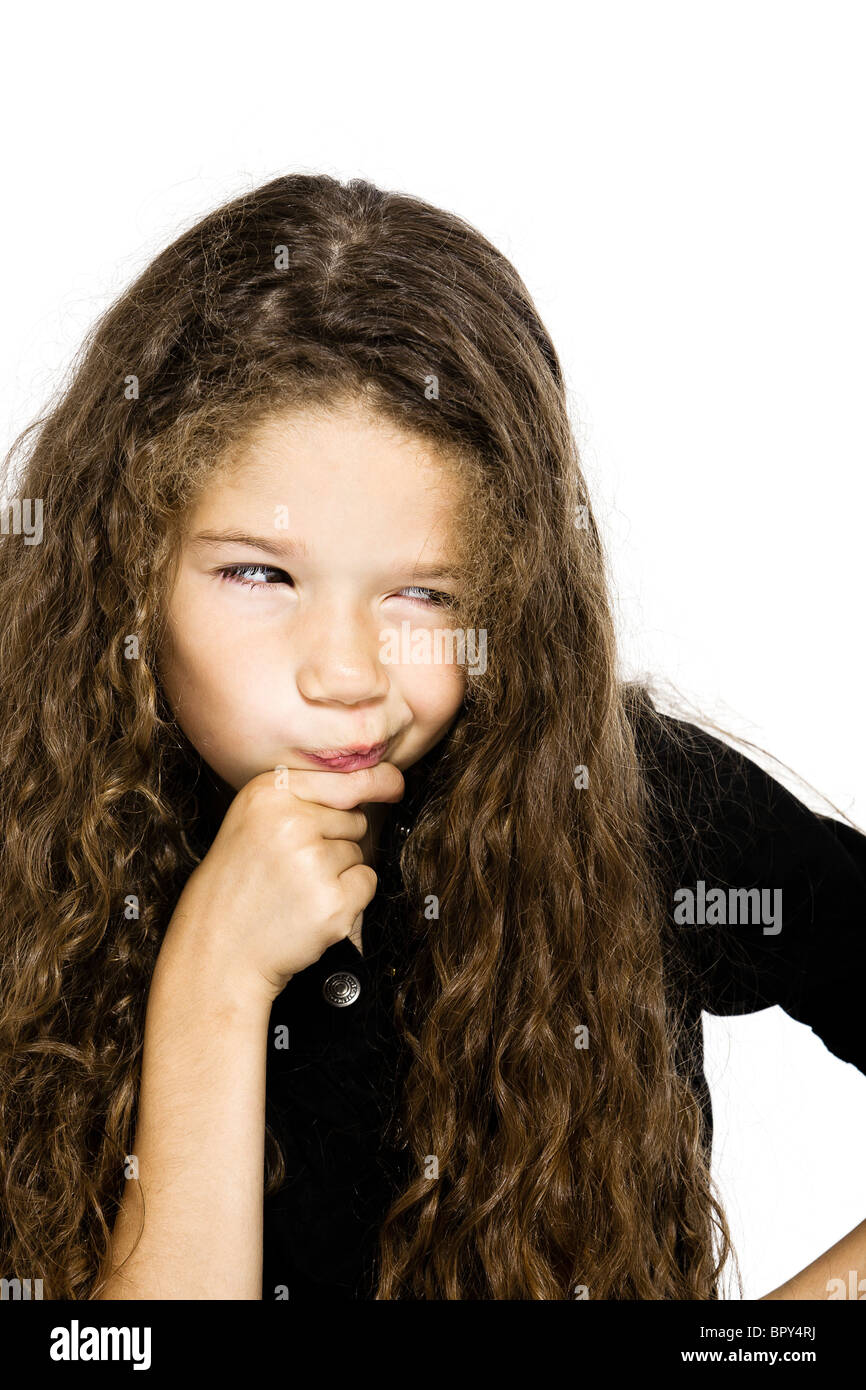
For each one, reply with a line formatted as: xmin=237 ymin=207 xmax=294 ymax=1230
xmin=2 ymin=0 xmax=864 ymax=1299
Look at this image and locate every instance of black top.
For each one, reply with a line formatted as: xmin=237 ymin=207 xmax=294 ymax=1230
xmin=262 ymin=708 xmax=866 ymax=1300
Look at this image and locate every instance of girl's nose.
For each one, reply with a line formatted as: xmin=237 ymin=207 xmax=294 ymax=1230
xmin=294 ymin=612 xmax=391 ymax=705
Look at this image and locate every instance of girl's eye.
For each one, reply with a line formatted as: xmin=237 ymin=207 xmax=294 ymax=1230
xmin=217 ymin=564 xmax=291 ymax=590
xmin=397 ymin=585 xmax=454 ymax=608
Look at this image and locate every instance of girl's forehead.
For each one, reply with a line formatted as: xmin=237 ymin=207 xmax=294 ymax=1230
xmin=207 ymin=408 xmax=463 ymax=497
xmin=192 ymin=426 xmax=467 ymax=530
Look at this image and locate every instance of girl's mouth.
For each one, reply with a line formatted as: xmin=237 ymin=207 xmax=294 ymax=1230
xmin=296 ymin=740 xmax=390 ymax=771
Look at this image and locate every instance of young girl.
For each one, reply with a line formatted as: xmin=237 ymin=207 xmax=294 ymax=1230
xmin=1 ymin=174 xmax=863 ymax=1301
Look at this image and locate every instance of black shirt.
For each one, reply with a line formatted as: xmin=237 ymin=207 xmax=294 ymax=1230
xmin=262 ymin=708 xmax=866 ymax=1300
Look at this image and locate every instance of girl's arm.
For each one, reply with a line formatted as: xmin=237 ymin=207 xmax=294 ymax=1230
xmin=94 ymin=916 xmax=275 ymax=1300
xmin=759 ymin=1217 xmax=866 ymax=1300
xmin=93 ymin=762 xmax=400 ymax=1299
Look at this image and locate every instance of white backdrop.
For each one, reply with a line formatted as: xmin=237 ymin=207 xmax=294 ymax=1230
xmin=2 ymin=0 xmax=864 ymax=1300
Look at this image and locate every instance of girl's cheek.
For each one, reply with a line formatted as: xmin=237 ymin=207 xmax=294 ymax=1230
xmin=399 ymin=660 xmax=466 ymax=717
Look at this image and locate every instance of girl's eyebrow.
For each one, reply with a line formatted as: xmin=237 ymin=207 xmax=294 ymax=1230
xmin=190 ymin=529 xmax=308 ymax=558
xmin=190 ymin=529 xmax=462 ymax=580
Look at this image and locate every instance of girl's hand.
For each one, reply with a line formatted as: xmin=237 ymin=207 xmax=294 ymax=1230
xmin=161 ymin=761 xmax=405 ymax=1002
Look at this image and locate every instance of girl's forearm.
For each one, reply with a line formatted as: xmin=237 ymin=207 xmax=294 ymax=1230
xmin=760 ymin=1216 xmax=866 ymax=1300
xmin=95 ymin=921 xmax=274 ymax=1300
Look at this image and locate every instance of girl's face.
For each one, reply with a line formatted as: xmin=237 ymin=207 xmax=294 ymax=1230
xmin=159 ymin=399 xmax=467 ymax=812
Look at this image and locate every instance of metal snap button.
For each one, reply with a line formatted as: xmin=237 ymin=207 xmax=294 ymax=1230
xmin=322 ymin=971 xmax=361 ymax=1007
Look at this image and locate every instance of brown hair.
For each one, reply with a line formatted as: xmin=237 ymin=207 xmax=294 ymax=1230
xmin=0 ymin=174 xmax=738 ymax=1298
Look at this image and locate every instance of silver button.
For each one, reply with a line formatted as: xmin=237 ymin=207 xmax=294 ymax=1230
xmin=322 ymin=971 xmax=361 ymax=1007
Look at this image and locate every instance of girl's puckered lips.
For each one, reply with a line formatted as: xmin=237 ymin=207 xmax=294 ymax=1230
xmin=295 ymin=740 xmax=390 ymax=771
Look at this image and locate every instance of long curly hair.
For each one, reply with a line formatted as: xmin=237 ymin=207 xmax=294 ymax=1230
xmin=0 ymin=173 xmax=739 ymax=1299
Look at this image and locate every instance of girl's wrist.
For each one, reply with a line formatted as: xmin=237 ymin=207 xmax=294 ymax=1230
xmin=154 ymin=910 xmax=283 ymax=1018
